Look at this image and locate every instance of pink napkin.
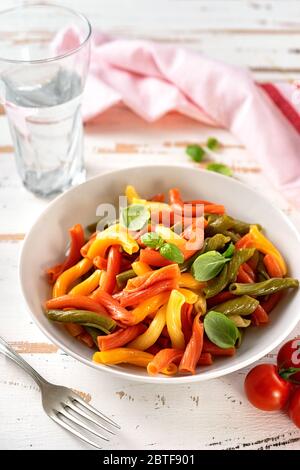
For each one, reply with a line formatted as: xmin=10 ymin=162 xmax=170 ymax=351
xmin=58 ymin=30 xmax=300 ymax=207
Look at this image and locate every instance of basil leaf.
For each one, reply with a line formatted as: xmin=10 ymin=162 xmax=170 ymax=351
xmin=223 ymin=242 xmax=235 ymax=259
xmin=204 ymin=311 xmax=239 ymax=349
xmin=141 ymin=232 xmax=164 ymax=249
xmin=186 ymin=144 xmax=205 ymax=163
xmin=206 ymin=137 xmax=220 ymax=150
xmin=191 ymin=250 xmax=230 ymax=281
xmin=159 ymin=243 xmax=184 ymax=264
xmin=206 ymin=163 xmax=233 ymax=177
xmin=121 ymin=204 xmax=150 ymax=231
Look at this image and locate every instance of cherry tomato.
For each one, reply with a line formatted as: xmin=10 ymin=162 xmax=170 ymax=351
xmin=288 ymin=388 xmax=300 ymax=428
xmin=244 ymin=364 xmax=292 ymax=411
xmin=277 ymin=339 xmax=300 ymax=383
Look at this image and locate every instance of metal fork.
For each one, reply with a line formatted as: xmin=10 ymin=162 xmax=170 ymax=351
xmin=0 ymin=336 xmax=120 ymax=449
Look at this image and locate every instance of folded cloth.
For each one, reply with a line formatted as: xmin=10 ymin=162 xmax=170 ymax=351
xmin=57 ymin=30 xmax=300 ymax=207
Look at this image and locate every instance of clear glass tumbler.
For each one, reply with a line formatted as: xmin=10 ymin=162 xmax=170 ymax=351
xmin=0 ymin=4 xmax=91 ymax=197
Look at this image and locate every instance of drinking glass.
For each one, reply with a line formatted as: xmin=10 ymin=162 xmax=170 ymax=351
xmin=0 ymin=4 xmax=91 ymax=197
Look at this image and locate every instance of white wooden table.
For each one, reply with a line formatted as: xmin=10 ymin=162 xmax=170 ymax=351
xmin=1 ymin=0 xmax=300 ymax=450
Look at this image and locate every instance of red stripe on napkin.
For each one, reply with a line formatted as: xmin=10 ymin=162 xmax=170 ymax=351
xmin=260 ymin=83 xmax=300 ymax=134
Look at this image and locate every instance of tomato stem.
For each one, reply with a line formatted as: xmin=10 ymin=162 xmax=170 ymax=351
xmin=279 ymin=367 xmax=300 ymax=384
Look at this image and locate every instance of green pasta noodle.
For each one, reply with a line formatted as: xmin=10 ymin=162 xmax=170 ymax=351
xmin=204 ymin=264 xmax=229 ymax=298
xmin=84 ymin=326 xmax=100 ymax=346
xmin=116 ymin=269 xmax=136 ymax=288
xmin=204 ymin=234 xmax=231 ymax=252
xmin=226 ymin=248 xmax=256 ymax=284
xmin=46 ymin=309 xmax=116 ymax=334
xmin=206 ymin=214 xmax=261 ymax=236
xmin=228 ymin=315 xmax=251 ymax=328
xmin=210 ymin=295 xmax=259 ymax=316
xmin=222 ymin=230 xmax=241 ymax=243
xmin=229 ymin=278 xmax=299 ymax=296
xmin=204 ymin=248 xmax=255 ymax=298
xmin=257 ymin=252 xmax=270 ymax=282
xmin=180 ymin=234 xmax=230 ymax=272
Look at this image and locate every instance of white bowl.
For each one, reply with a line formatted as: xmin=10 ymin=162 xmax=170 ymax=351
xmin=19 ymin=165 xmax=300 ymax=383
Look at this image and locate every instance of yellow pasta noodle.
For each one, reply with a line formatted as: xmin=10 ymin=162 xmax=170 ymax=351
xmin=132 ymin=261 xmax=152 ymax=276
xmin=178 ymin=288 xmax=198 ymax=304
xmin=128 ymin=304 xmax=167 ymax=350
xmin=93 ymin=348 xmax=177 ymax=375
xmin=166 ymin=289 xmax=185 ymax=349
xmin=87 ymin=224 xmax=139 ymax=259
xmin=131 ymin=291 xmax=170 ymax=324
xmin=53 ymin=257 xmax=93 ymax=298
xmin=68 ymin=269 xmax=101 ymax=296
xmin=125 ymin=185 xmax=140 ymax=203
xmin=179 ymin=272 xmax=205 ymax=290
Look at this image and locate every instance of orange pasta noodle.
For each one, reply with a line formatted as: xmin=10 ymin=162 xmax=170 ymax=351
xmin=47 ymin=223 xmax=85 ymax=284
xmin=147 ymin=348 xmax=183 ymax=376
xmin=97 ymin=324 xmax=146 ymax=351
xmin=179 ymin=314 xmax=204 ymax=374
xmin=124 ymin=264 xmax=180 ymax=292
xmin=93 ymin=348 xmax=177 ymax=375
xmin=129 ymin=292 xmax=170 ymax=324
xmin=263 ymin=254 xmax=283 ymax=278
xmin=45 ymin=294 xmax=109 ymax=317
xmin=91 ymin=288 xmax=135 ymax=325
xmin=80 ymin=232 xmax=97 ymax=257
xmin=118 ymin=278 xmax=179 ymax=308
xmin=52 ymin=257 xmax=93 ymax=297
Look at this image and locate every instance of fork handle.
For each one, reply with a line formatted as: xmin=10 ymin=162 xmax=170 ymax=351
xmin=0 ymin=336 xmax=47 ymax=387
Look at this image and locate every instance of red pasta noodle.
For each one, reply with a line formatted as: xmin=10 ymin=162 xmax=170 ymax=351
xmin=181 ymin=303 xmax=194 ymax=344
xmin=203 ymin=338 xmax=236 ymax=356
xmin=91 ymin=289 xmax=135 ymax=325
xmin=206 ymin=291 xmax=236 ymax=309
xmin=260 ymin=292 xmax=283 ymax=313
xmin=97 ymin=324 xmax=146 ymax=351
xmin=45 ymin=295 xmax=108 ymax=317
xmin=64 ymin=323 xmax=85 ymax=337
xmin=46 ymin=224 xmax=85 ymax=284
xmin=101 ymin=245 xmax=122 ymax=294
xmin=263 ymin=254 xmax=283 ymax=278
xmin=235 ymin=233 xmax=254 ymax=249
xmin=179 ymin=314 xmax=203 ymax=374
xmin=118 ymin=279 xmax=179 ymax=308
xmin=125 ymin=264 xmax=180 ymax=292
xmin=78 ymin=331 xmax=94 ymax=348
xmin=150 ymin=193 xmax=165 ymax=202
xmin=93 ymin=256 xmax=108 ymax=270
xmin=147 ymin=348 xmax=183 ymax=376
xmin=140 ymin=248 xmax=174 ymax=267
xmin=252 ymin=304 xmax=269 ymax=326
xmin=242 ymin=262 xmax=255 ymax=280
xmin=197 ymin=352 xmax=213 ymax=366
xmin=237 ymin=265 xmax=254 ymax=284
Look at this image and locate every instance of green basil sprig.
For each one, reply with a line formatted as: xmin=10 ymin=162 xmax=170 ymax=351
xmin=222 ymin=242 xmax=235 ymax=259
xmin=204 ymin=311 xmax=239 ymax=349
xmin=206 ymin=163 xmax=233 ymax=177
xmin=141 ymin=231 xmax=184 ymax=264
xmin=191 ymin=250 xmax=230 ymax=281
xmin=141 ymin=232 xmax=164 ymax=249
xmin=160 ymin=243 xmax=184 ymax=264
xmin=121 ymin=204 xmax=150 ymax=231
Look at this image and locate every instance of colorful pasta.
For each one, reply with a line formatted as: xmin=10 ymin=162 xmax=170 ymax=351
xmin=45 ymin=185 xmax=299 ymax=376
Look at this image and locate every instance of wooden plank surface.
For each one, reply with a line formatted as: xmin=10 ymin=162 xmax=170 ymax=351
xmin=0 ymin=0 xmax=300 ymax=450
